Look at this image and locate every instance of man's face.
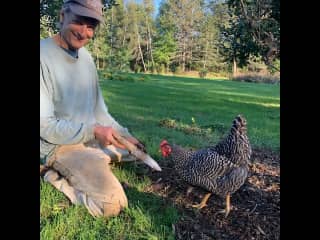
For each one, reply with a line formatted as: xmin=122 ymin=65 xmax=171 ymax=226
xmin=60 ymin=11 xmax=99 ymax=50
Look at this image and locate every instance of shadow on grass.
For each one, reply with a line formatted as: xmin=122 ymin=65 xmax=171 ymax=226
xmin=111 ymin=184 xmax=179 ymax=240
xmin=127 ymin=183 xmax=178 ymax=217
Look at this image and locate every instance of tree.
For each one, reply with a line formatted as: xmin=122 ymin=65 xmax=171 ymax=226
xmin=40 ymin=0 xmax=61 ymax=38
xmin=153 ymin=32 xmax=177 ymax=73
xmin=104 ymin=0 xmax=131 ymax=71
xmin=157 ymin=0 xmax=205 ymax=72
xmin=153 ymin=1 xmax=177 ymax=73
xmin=126 ymin=1 xmax=148 ymax=72
xmin=225 ymin=0 xmax=280 ymax=71
xmin=195 ymin=1 xmax=228 ymax=73
xmin=143 ymin=0 xmax=156 ymax=72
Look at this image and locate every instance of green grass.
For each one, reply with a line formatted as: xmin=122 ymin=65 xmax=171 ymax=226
xmin=40 ymin=169 xmax=178 ymax=240
xmin=40 ymin=73 xmax=279 ymax=239
xmin=103 ymin=73 xmax=279 ymax=152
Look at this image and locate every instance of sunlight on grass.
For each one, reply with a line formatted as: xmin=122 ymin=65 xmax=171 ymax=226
xmin=208 ymin=90 xmax=280 ymax=101
xmin=230 ymin=99 xmax=280 ymax=108
xmin=102 ymin=74 xmax=279 ymax=151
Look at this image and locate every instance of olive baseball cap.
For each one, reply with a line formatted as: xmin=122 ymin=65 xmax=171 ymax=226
xmin=63 ymin=0 xmax=104 ymax=23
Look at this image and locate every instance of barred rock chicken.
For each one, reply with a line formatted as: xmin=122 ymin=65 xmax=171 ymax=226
xmin=160 ymin=115 xmax=251 ymax=217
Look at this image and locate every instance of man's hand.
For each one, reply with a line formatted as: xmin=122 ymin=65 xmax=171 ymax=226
xmin=94 ymin=125 xmax=127 ymax=149
xmin=127 ymin=137 xmax=147 ymax=153
xmin=94 ymin=125 xmax=147 ymax=152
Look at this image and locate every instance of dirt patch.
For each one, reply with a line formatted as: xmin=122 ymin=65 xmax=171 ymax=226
xmin=145 ymin=148 xmax=280 ymax=240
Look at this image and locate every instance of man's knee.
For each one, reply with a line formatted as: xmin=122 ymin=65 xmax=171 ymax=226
xmin=102 ymin=198 xmax=128 ymax=217
xmin=45 ymin=143 xmax=129 ymax=218
xmin=103 ymin=186 xmax=128 ymax=217
xmin=86 ymin=190 xmax=128 ymax=218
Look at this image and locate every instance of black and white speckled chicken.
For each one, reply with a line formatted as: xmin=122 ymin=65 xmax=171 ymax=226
xmin=160 ymin=115 xmax=252 ymax=217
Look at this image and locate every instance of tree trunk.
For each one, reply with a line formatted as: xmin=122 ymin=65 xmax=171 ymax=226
xmin=137 ymin=29 xmax=147 ymax=72
xmin=147 ymin=20 xmax=155 ymax=71
xmin=203 ymin=38 xmax=209 ymax=69
xmin=182 ymin=38 xmax=186 ymax=72
xmin=233 ymin=57 xmax=237 ymax=77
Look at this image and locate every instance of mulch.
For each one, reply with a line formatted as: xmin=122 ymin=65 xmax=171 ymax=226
xmin=144 ymin=148 xmax=280 ymax=240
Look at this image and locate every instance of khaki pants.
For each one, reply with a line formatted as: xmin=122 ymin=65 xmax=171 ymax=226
xmin=43 ymin=142 xmax=136 ymax=218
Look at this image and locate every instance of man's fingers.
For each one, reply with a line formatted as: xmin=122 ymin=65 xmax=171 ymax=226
xmin=109 ymin=138 xmax=126 ymax=149
xmin=136 ymin=142 xmax=147 ymax=153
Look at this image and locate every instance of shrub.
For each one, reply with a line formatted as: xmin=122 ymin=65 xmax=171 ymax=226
xmin=199 ymin=69 xmax=208 ymax=78
xmin=159 ymin=118 xmax=212 ymax=136
xmin=232 ymin=72 xmax=280 ymax=84
xmin=156 ymin=64 xmax=166 ymax=74
xmin=172 ymin=66 xmax=183 ymax=75
xmin=98 ymin=70 xmax=151 ymax=83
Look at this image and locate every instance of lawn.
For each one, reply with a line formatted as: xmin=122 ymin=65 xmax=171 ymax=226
xmin=40 ymin=73 xmax=280 ymax=239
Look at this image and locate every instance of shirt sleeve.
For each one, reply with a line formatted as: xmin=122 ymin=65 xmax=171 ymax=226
xmin=94 ymin=83 xmax=132 ymax=138
xmin=40 ymin=61 xmax=95 ymax=145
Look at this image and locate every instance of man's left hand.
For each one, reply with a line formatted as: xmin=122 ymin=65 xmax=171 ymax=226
xmin=126 ymin=137 xmax=147 ymax=153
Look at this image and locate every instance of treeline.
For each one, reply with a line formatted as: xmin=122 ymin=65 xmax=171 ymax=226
xmin=40 ymin=0 xmax=280 ymax=77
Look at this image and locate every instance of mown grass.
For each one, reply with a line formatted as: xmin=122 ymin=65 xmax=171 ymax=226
xmin=103 ymin=73 xmax=279 ymax=152
xmin=40 ymin=72 xmax=279 ymax=239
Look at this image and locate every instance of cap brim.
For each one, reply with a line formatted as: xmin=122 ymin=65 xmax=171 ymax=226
xmin=69 ymin=4 xmax=104 ymax=23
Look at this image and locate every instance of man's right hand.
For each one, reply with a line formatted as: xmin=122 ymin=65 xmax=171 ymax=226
xmin=93 ymin=125 xmax=127 ymax=149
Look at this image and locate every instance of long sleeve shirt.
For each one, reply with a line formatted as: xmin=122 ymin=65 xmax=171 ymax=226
xmin=40 ymin=38 xmax=131 ymax=159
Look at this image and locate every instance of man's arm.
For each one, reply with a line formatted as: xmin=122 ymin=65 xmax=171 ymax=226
xmin=94 ymin=84 xmax=133 ymax=138
xmin=94 ymin=84 xmax=143 ymax=147
xmin=40 ymin=63 xmax=95 ymax=145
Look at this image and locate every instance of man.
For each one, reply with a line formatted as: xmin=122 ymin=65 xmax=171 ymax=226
xmin=40 ymin=0 xmax=144 ymax=217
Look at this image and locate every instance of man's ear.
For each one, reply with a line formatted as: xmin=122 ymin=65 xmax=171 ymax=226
xmin=59 ymin=10 xmax=64 ymax=24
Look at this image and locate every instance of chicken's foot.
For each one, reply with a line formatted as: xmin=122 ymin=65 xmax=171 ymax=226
xmin=218 ymin=194 xmax=231 ymax=217
xmin=192 ymin=193 xmax=211 ymax=209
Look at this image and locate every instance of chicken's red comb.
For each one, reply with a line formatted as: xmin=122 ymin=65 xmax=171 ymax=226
xmin=160 ymin=140 xmax=169 ymax=147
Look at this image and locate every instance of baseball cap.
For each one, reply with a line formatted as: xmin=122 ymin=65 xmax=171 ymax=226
xmin=63 ymin=0 xmax=104 ymax=23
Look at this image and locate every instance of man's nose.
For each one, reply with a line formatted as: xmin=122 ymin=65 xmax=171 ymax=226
xmin=78 ymin=24 xmax=90 ymax=36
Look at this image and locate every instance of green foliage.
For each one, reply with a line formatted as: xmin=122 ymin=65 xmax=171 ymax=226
xmin=100 ymin=70 xmax=151 ymax=82
xmin=232 ymin=73 xmax=280 ymax=84
xmin=268 ymin=59 xmax=280 ymax=74
xmin=231 ymin=55 xmax=280 ymax=84
xmin=171 ymin=65 xmax=183 ymax=74
xmin=40 ymin=0 xmax=61 ymax=33
xmin=103 ymin=0 xmax=119 ymax=9
xmin=221 ymin=0 xmax=280 ymax=68
xmin=40 ymin=15 xmax=56 ymax=39
xmin=159 ymin=118 xmax=213 ymax=137
xmin=153 ymin=32 xmax=177 ymax=72
xmin=199 ymin=68 xmax=208 ymax=78
xmin=40 ymin=0 xmax=61 ymax=38
xmin=108 ymin=48 xmax=132 ymax=72
xmin=40 ymin=0 xmax=280 ymax=79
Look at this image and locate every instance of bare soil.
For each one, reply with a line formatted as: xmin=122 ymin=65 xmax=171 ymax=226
xmin=145 ymin=148 xmax=280 ymax=240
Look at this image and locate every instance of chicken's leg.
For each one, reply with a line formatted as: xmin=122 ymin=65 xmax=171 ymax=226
xmin=225 ymin=193 xmax=231 ymax=217
xmin=218 ymin=193 xmax=231 ymax=217
xmin=192 ymin=193 xmax=211 ymax=209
